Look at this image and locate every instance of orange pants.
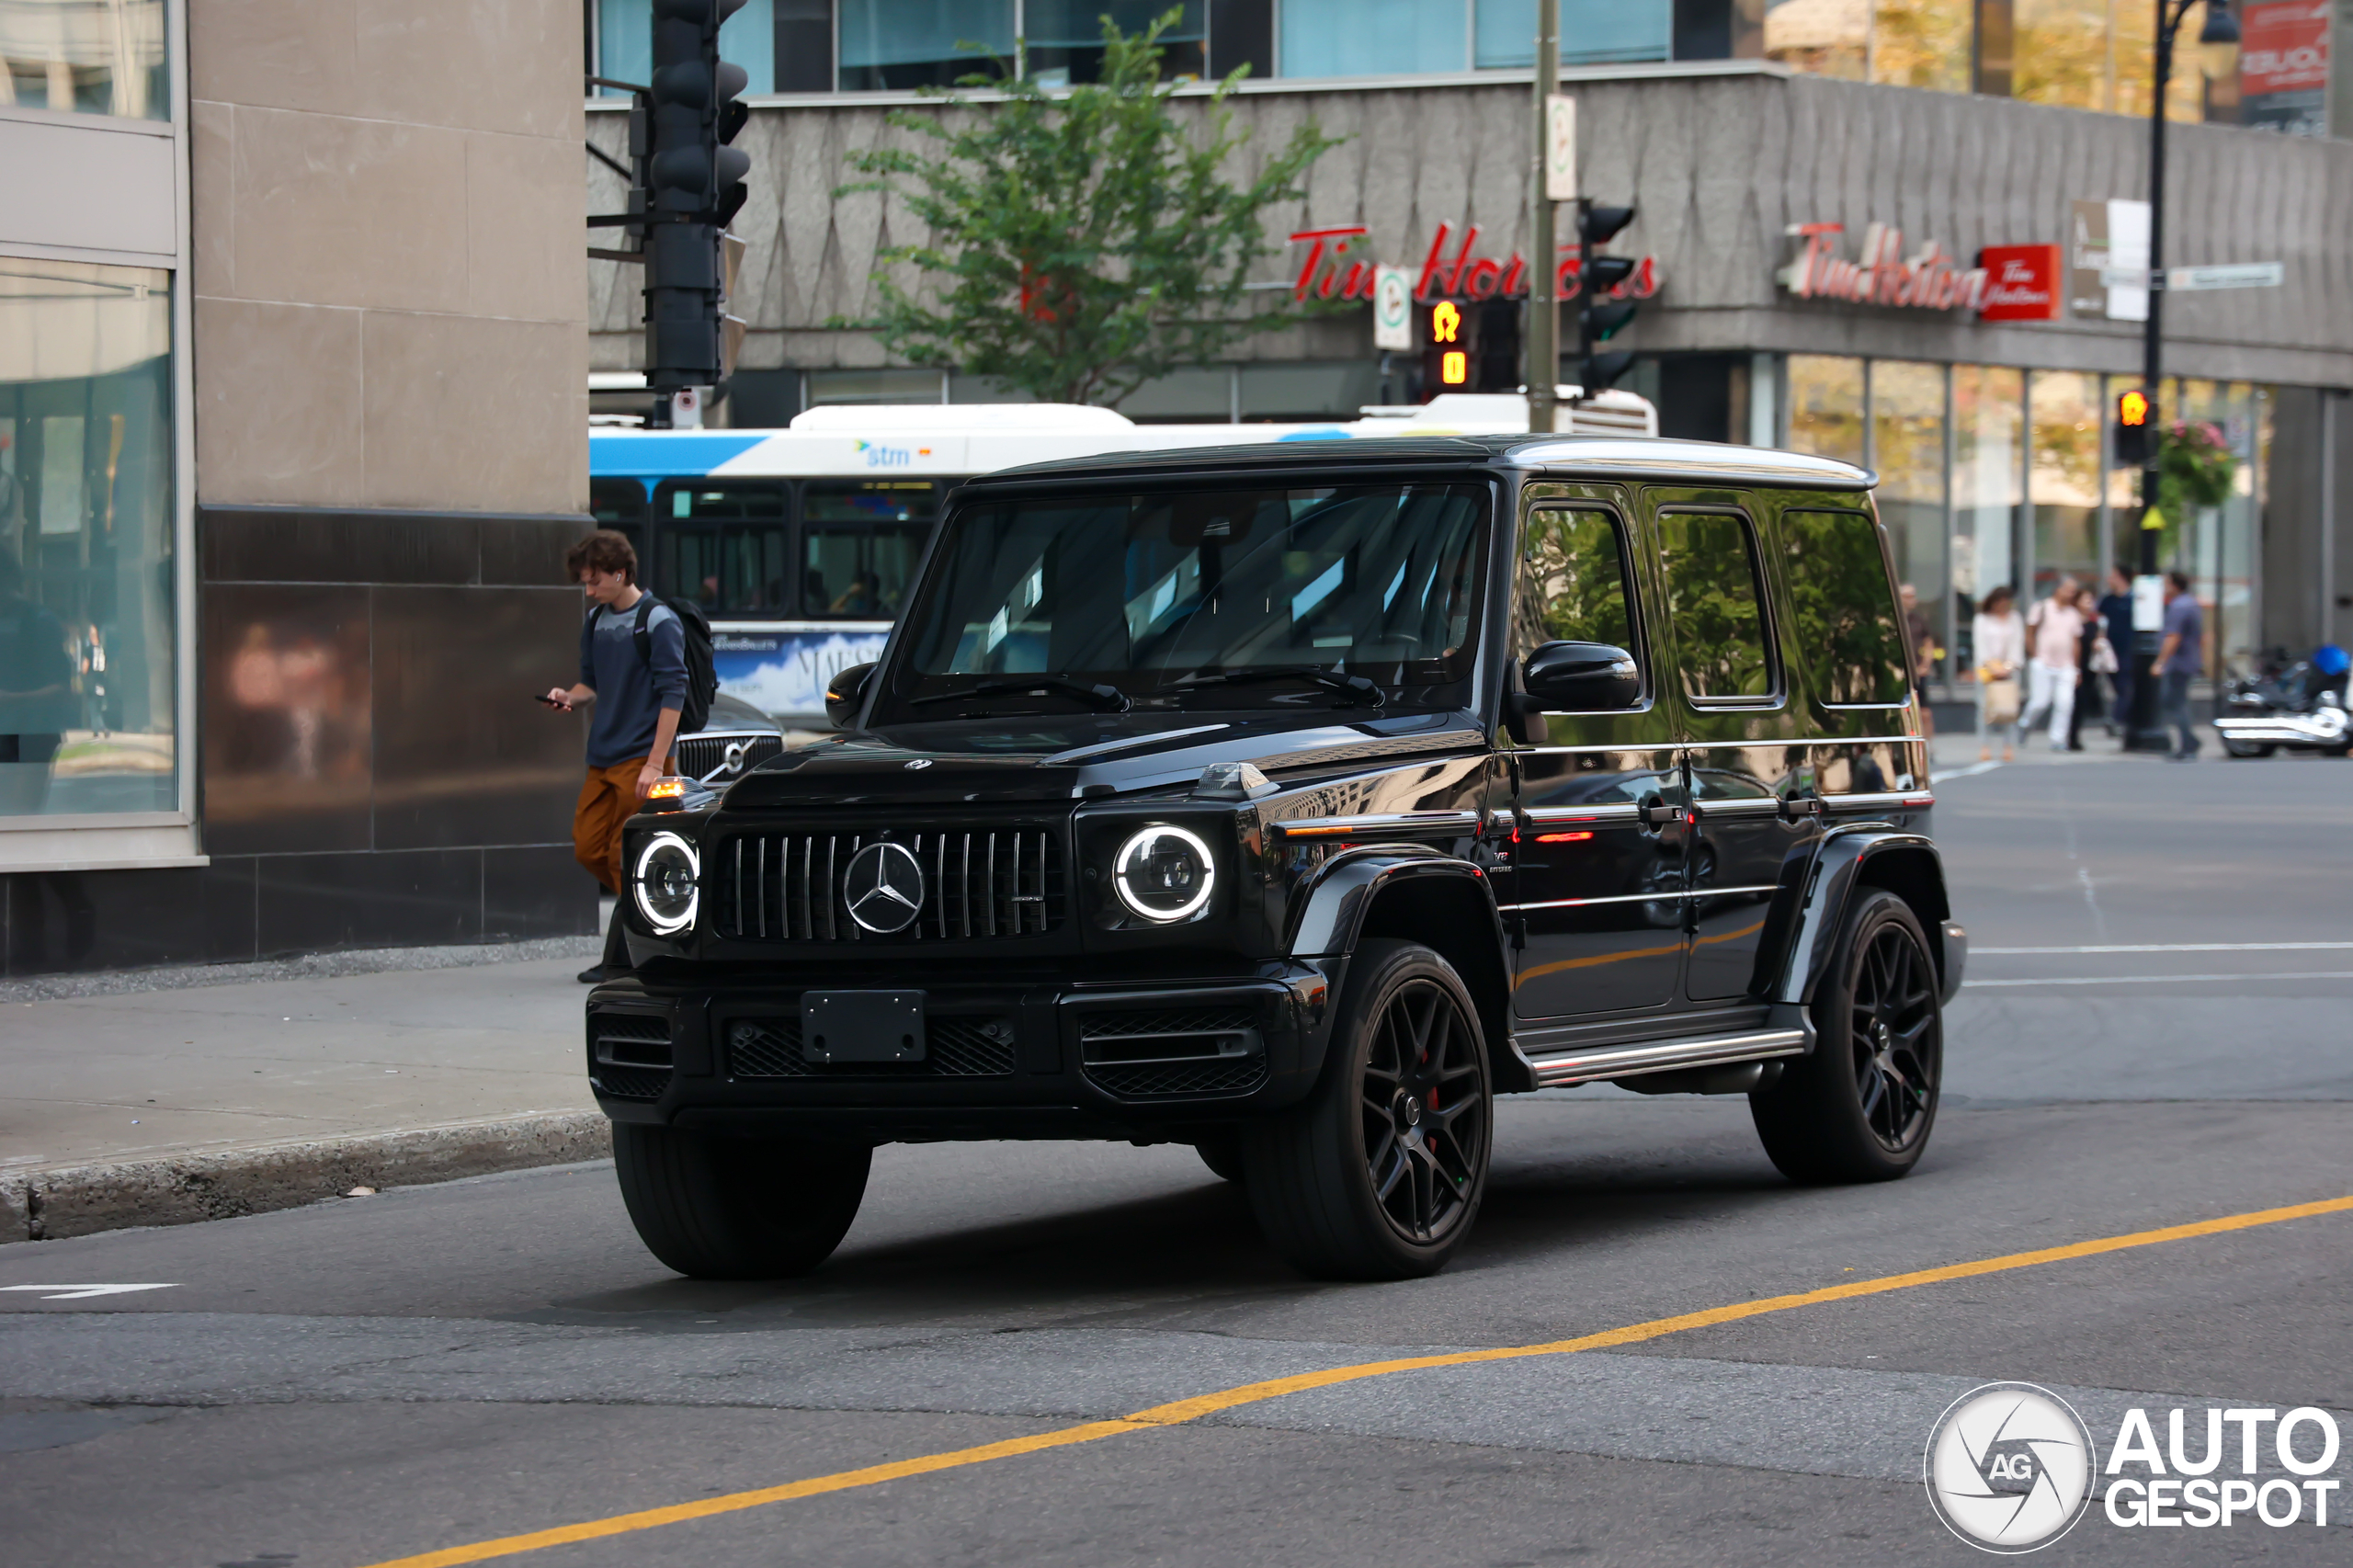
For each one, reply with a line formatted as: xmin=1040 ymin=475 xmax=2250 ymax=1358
xmin=573 ymin=756 xmax=654 ymax=895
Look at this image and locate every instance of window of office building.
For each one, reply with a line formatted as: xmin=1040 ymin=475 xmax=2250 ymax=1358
xmin=1868 ymin=0 xmax=1970 ymax=92
xmin=0 ymin=258 xmax=176 ymax=822
xmin=1764 ymin=0 xmax=1866 ymax=80
xmin=598 ymin=0 xmax=785 ymax=95
xmin=0 ymin=0 xmax=168 ymax=119
xmin=1025 ymin=1 xmax=1203 ymax=83
xmin=1472 ymin=0 xmax=1672 ymax=67
xmin=1281 ymin=0 xmax=1470 ymax=76
xmin=1871 ymin=360 xmax=1949 ymax=671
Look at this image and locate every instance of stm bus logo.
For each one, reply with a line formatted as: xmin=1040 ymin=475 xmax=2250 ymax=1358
xmin=1925 ymin=1382 xmax=2097 ymax=1552
xmin=852 ymin=440 xmax=931 ymax=469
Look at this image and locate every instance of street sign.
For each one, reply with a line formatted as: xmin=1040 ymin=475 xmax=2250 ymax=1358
xmin=2101 ymin=261 xmax=2285 ymax=290
xmin=1544 ymin=96 xmax=1576 ymax=203
xmin=1372 ymin=265 xmax=1413 ymax=349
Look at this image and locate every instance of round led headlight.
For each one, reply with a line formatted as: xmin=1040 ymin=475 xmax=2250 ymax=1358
xmin=632 ymin=831 xmax=700 ymax=935
xmin=1111 ymin=824 xmax=1217 ymax=923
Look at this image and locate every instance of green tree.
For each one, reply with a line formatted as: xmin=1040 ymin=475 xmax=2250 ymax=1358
xmin=835 ymin=10 xmax=1342 ymax=407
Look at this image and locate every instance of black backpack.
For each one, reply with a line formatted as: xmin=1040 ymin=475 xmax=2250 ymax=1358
xmin=622 ymin=594 xmax=717 ymax=734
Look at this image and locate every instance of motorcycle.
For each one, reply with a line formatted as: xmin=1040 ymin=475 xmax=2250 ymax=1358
xmin=2213 ymin=644 xmax=2352 ymax=757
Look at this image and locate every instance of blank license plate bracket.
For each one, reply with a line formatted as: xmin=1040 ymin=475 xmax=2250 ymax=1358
xmin=802 ymin=990 xmax=926 ymax=1063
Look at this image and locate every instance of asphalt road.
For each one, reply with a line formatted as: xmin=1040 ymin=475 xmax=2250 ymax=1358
xmin=5 ymin=756 xmax=2350 ymax=1567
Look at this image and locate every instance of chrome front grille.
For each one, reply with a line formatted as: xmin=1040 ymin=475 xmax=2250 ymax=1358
xmin=676 ymin=732 xmax=784 ymax=784
xmin=710 ymin=828 xmax=1065 ymax=942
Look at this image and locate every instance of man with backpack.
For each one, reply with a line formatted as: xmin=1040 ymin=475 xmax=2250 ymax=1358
xmin=545 ymin=529 xmax=711 ymax=983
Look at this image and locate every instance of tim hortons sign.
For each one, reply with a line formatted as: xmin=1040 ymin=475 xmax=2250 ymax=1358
xmin=1779 ymin=222 xmax=1994 ymax=312
xmin=1289 ymin=222 xmax=1661 ymax=305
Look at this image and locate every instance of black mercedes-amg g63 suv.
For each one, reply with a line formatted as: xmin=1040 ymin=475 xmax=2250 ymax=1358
xmin=588 ymin=434 xmax=1963 ymax=1280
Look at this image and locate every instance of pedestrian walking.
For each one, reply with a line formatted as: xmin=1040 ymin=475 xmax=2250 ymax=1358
xmin=2020 ymin=578 xmax=2087 ymax=751
xmin=1900 ymin=582 xmax=1938 ymax=740
xmin=2156 ymin=570 xmax=2206 ymax=760
xmin=2067 ymin=600 xmax=2115 ymax=751
xmin=2097 ymin=566 xmax=2135 ymax=732
xmin=1972 ymin=585 xmax=2024 ymax=763
xmin=545 ymin=530 xmax=688 ymax=983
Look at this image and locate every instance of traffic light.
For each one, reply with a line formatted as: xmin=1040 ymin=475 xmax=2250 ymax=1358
xmin=1574 ymin=201 xmax=1639 ymax=395
xmin=644 ymin=0 xmax=751 ymax=398
xmin=2114 ymin=387 xmax=2154 ymax=466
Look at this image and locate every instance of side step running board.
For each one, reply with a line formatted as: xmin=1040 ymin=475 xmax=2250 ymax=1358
xmin=1526 ymin=1026 xmax=1811 ymax=1089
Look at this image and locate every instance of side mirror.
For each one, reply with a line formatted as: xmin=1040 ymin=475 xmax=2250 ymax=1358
xmin=1521 ymin=640 xmax=1642 ymax=712
xmin=824 ymin=662 xmax=877 ymax=729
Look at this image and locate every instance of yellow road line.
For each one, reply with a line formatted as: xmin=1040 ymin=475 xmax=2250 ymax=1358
xmin=358 ymin=1191 xmax=2353 ymax=1568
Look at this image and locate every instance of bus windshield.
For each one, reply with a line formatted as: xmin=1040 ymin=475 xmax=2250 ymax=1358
xmin=880 ymin=482 xmax=1490 ymax=716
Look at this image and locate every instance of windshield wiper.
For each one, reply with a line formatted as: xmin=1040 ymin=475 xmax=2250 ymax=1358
xmin=910 ymin=676 xmax=1132 ymax=713
xmin=1172 ymin=665 xmax=1385 ymax=707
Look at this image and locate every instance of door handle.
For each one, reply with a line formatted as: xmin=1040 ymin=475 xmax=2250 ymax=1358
xmin=1778 ymin=793 xmax=1826 ymax=823
xmin=1640 ymin=799 xmax=1686 ymax=829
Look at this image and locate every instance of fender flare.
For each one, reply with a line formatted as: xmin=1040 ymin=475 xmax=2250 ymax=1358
xmin=1768 ymin=828 xmax=1960 ymax=1006
xmin=1285 ymin=845 xmax=1503 ymax=960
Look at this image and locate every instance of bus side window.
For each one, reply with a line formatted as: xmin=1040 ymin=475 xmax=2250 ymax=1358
xmin=653 ymin=482 xmax=790 ymax=613
xmin=801 ymin=480 xmax=941 ymax=618
xmin=589 ymin=479 xmax=648 ymax=566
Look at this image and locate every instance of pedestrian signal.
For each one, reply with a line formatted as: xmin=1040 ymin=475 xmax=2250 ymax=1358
xmin=1430 ymin=301 xmax=1461 ymax=344
xmin=1440 ymin=350 xmax=1468 ymax=385
xmin=2114 ymin=388 xmax=2153 ymax=466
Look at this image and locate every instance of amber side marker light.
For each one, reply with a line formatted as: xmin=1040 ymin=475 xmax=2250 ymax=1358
xmin=1535 ymin=830 xmax=1595 ymax=843
xmin=647 ymin=777 xmax=689 ymax=801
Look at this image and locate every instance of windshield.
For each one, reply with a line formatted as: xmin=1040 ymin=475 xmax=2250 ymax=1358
xmin=879 ymin=482 xmax=1491 ymax=718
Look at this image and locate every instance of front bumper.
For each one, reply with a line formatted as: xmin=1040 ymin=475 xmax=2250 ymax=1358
xmin=584 ymin=961 xmax=1341 ymax=1142
xmin=1939 ymin=920 xmax=1967 ymax=1005
xmin=2213 ymin=710 xmax=2349 ymax=746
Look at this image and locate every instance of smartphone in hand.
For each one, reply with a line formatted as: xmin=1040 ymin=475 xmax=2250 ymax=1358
xmin=535 ymin=692 xmax=567 ymax=708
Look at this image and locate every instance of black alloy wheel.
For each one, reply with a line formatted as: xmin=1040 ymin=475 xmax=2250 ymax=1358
xmin=1847 ymin=918 xmax=1938 ymax=1152
xmin=1244 ymin=940 xmax=1492 ymax=1279
xmin=1751 ymin=890 xmax=1941 ymax=1184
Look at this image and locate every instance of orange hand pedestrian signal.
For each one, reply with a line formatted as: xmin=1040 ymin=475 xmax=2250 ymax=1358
xmin=1430 ymin=301 xmax=1461 ymax=344
xmin=2115 ymin=388 xmax=2154 ymax=466
xmin=1440 ymin=350 xmax=1468 ymax=385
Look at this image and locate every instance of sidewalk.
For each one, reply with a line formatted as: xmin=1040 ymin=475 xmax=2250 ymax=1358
xmin=0 ymin=938 xmax=606 ymax=1243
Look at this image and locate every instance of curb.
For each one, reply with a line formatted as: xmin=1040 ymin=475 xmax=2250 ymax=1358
xmin=0 ymin=1111 xmax=612 ymax=1244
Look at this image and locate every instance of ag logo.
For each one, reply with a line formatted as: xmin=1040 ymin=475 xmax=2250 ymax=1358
xmin=843 ymin=841 xmax=926 ymax=934
xmin=1925 ymin=1382 xmax=2097 ymax=1553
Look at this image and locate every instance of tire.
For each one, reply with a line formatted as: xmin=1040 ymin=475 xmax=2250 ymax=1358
xmin=1751 ymin=890 xmax=1941 ymax=1185
xmin=2222 ymin=739 xmax=2276 ymax=758
xmin=1194 ymin=1134 xmax=1245 ymax=1183
xmin=612 ymin=1122 xmax=870 ymax=1279
xmin=1242 ymin=940 xmax=1492 ymax=1279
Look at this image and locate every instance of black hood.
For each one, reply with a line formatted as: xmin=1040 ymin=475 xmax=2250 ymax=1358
xmin=720 ymin=709 xmax=1487 ymax=809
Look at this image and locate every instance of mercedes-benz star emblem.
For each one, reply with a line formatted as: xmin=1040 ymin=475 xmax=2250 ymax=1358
xmin=843 ymin=842 xmax=926 ymax=934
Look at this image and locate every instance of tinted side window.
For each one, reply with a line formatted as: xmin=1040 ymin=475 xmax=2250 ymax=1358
xmin=802 ymin=481 xmax=940 ymax=618
xmin=1514 ymin=508 xmax=1635 ymax=661
xmin=1656 ymin=512 xmax=1774 ymax=702
xmin=1780 ymin=509 xmax=1910 ymax=706
xmin=590 ymin=478 xmax=647 ymax=564
xmin=655 ymin=483 xmax=791 ymax=613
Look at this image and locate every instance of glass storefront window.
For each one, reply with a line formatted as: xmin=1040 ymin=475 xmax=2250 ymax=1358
xmin=2029 ymin=370 xmax=2103 ymax=604
xmin=1786 ymin=355 xmax=1865 ymax=465
xmin=1952 ymin=364 xmax=2023 ymax=670
xmin=1870 ymin=360 xmax=1949 ymax=675
xmin=0 ymin=0 xmax=167 ymax=119
xmin=1282 ymin=0 xmax=1468 ymax=77
xmin=2174 ymin=378 xmax=2258 ymax=676
xmin=1474 ymin=0 xmax=1671 ymax=67
xmin=2014 ymin=0 xmax=2111 ymax=110
xmin=0 ymin=258 xmax=176 ymax=819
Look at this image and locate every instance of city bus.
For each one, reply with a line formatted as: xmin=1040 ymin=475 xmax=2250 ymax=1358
xmin=588 ymin=392 xmax=1658 ymax=721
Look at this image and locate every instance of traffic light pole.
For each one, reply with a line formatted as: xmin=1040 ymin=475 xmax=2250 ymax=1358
xmin=1526 ymin=0 xmax=1559 ymax=435
xmin=2124 ymin=4 xmax=2177 ymax=753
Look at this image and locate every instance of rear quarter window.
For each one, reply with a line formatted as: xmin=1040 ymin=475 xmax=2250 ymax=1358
xmin=1780 ymin=509 xmax=1910 ymax=706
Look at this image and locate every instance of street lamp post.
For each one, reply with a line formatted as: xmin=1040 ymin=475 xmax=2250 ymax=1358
xmin=1527 ymin=0 xmax=1560 ymax=435
xmin=2126 ymin=0 xmax=2239 ymax=751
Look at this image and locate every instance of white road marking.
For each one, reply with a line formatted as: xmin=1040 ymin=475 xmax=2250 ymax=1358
xmin=1974 ymin=941 xmax=2353 ymax=954
xmin=1929 ymin=759 xmax=2004 ymax=782
xmin=1966 ymin=971 xmax=2353 ymax=988
xmin=0 ymin=1284 xmax=180 ymax=1301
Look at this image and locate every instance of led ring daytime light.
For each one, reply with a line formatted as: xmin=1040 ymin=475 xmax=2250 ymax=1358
xmin=1111 ymin=824 xmax=1217 ymax=923
xmin=632 ymin=831 xmax=700 ymax=935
